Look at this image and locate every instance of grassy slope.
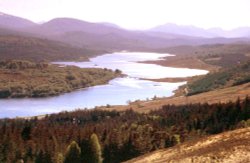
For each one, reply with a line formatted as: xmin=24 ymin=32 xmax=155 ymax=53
xmin=102 ymin=82 xmax=250 ymax=113
xmin=125 ymin=127 xmax=250 ymax=163
xmin=187 ymin=61 xmax=250 ymax=95
xmin=0 ymin=60 xmax=120 ymax=98
xmin=0 ymin=35 xmax=104 ymax=62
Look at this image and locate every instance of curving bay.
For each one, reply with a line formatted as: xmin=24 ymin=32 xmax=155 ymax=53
xmin=0 ymin=52 xmax=208 ymax=118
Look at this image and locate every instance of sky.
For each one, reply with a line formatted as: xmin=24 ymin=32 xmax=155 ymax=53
xmin=0 ymin=0 xmax=250 ymax=30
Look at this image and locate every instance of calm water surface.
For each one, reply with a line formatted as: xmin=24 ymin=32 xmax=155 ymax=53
xmin=0 ymin=52 xmax=208 ymax=118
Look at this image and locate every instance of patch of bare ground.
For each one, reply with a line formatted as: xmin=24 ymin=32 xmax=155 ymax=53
xmin=124 ymin=127 xmax=250 ymax=163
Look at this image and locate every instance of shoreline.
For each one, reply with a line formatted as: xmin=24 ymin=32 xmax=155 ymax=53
xmin=17 ymin=80 xmax=250 ymax=120
xmin=140 ymin=55 xmax=219 ymax=72
xmin=138 ymin=54 xmax=215 ymax=83
xmin=2 ymin=54 xmax=215 ymax=119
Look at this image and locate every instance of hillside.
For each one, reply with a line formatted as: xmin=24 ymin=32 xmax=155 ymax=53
xmin=125 ymin=127 xmax=250 ymax=163
xmin=0 ymin=95 xmax=249 ymax=162
xmin=186 ymin=60 xmax=250 ymax=95
xmin=0 ymin=35 xmax=104 ymax=61
xmin=141 ymin=43 xmax=250 ymax=75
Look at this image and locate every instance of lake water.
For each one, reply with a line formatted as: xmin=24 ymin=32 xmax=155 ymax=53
xmin=0 ymin=52 xmax=208 ymax=118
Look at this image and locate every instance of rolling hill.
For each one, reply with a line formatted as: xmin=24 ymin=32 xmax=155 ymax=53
xmin=1 ymin=12 xmax=250 ymax=53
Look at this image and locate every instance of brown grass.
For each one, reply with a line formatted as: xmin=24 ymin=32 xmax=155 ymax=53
xmin=124 ymin=127 xmax=250 ymax=163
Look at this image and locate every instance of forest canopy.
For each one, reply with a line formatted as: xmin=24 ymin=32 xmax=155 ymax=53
xmin=0 ymin=96 xmax=249 ymax=162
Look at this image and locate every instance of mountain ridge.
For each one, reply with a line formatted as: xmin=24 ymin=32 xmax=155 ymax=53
xmin=0 ymin=11 xmax=36 ymax=30
xmin=1 ymin=11 xmax=250 ymax=38
xmin=150 ymin=23 xmax=250 ymax=38
xmin=0 ymin=11 xmax=250 ymax=59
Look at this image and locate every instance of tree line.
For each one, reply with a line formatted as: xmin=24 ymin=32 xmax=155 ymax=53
xmin=0 ymin=96 xmax=249 ymax=162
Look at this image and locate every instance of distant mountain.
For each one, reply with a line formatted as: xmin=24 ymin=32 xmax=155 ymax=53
xmin=207 ymin=27 xmax=250 ymax=38
xmin=24 ymin=18 xmax=201 ymax=51
xmin=26 ymin=18 xmax=124 ymax=36
xmin=0 ymin=12 xmax=249 ymax=55
xmin=150 ymin=23 xmax=217 ymax=38
xmin=27 ymin=18 xmax=250 ymax=51
xmin=0 ymin=12 xmax=36 ymax=30
xmin=151 ymin=23 xmax=250 ymax=38
xmin=100 ymin=22 xmax=121 ymax=28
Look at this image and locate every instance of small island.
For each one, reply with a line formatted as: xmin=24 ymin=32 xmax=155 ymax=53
xmin=0 ymin=60 xmax=121 ymax=98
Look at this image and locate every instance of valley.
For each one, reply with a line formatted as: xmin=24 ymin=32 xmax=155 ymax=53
xmin=0 ymin=52 xmax=206 ymax=118
xmin=0 ymin=11 xmax=250 ymax=163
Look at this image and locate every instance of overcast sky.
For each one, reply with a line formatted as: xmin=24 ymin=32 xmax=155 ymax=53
xmin=0 ymin=0 xmax=249 ymax=30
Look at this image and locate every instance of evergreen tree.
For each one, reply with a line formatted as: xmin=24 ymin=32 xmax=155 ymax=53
xmin=64 ymin=141 xmax=81 ymax=163
xmin=90 ymin=133 xmax=103 ymax=163
xmin=243 ymin=96 xmax=250 ymax=120
xmin=120 ymin=135 xmax=140 ymax=161
xmin=79 ymin=139 xmax=92 ymax=163
xmin=35 ymin=150 xmax=53 ymax=163
xmin=21 ymin=125 xmax=31 ymax=141
xmin=56 ymin=153 xmax=64 ymax=163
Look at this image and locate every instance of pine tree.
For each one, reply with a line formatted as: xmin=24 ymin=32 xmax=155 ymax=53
xmin=64 ymin=141 xmax=81 ymax=163
xmin=56 ymin=153 xmax=64 ymax=163
xmin=79 ymin=139 xmax=92 ymax=163
xmin=35 ymin=150 xmax=53 ymax=163
xmin=90 ymin=133 xmax=103 ymax=163
xmin=243 ymin=96 xmax=250 ymax=120
xmin=120 ymin=135 xmax=139 ymax=161
xmin=21 ymin=126 xmax=31 ymax=141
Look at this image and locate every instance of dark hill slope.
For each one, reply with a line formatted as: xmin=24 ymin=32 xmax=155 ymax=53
xmin=0 ymin=35 xmax=103 ymax=61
